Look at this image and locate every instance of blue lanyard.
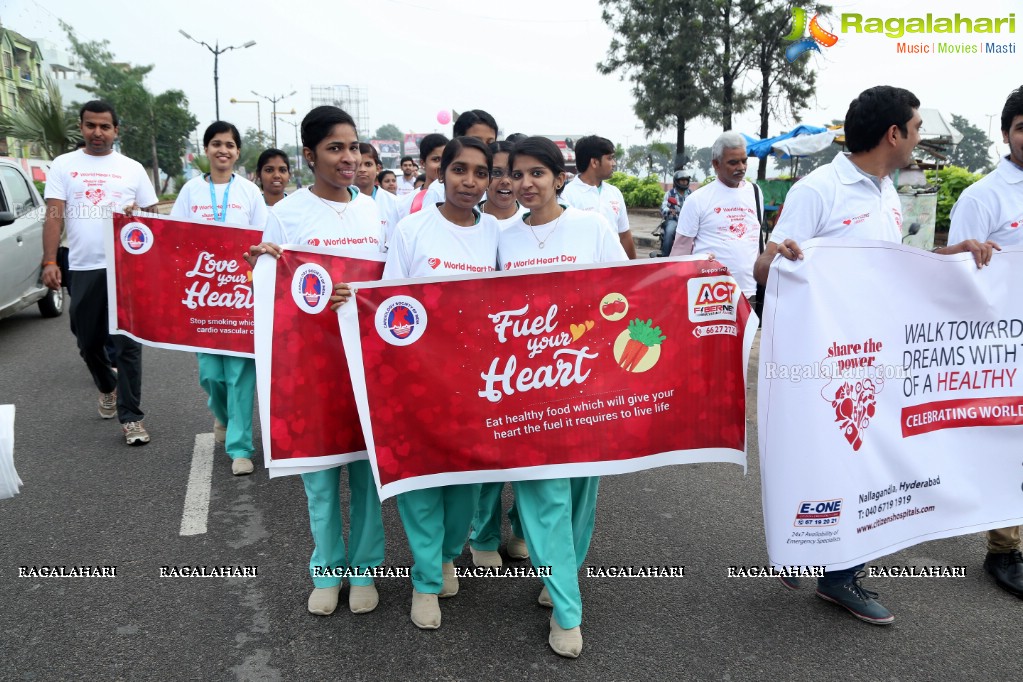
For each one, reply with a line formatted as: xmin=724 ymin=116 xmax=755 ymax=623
xmin=208 ymin=175 xmax=234 ymax=223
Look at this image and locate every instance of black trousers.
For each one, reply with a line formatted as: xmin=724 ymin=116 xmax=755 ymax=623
xmin=68 ymin=269 xmax=144 ymax=423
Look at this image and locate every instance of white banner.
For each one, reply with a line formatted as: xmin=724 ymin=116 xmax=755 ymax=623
xmin=759 ymin=238 xmax=1023 ymax=571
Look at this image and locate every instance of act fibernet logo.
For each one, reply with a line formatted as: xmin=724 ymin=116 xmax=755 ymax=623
xmin=784 ymin=6 xmax=1017 ymax=59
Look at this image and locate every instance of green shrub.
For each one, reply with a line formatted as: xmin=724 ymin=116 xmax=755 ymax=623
xmin=607 ymin=172 xmax=664 ymax=208
xmin=924 ymin=165 xmax=983 ymax=232
xmin=34 ymin=180 xmax=45 ymax=196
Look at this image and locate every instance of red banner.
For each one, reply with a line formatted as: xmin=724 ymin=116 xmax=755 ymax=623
xmin=339 ymin=259 xmax=755 ymax=499
xmin=106 ymin=212 xmax=263 ymax=356
xmin=253 ymin=247 xmax=386 ymax=474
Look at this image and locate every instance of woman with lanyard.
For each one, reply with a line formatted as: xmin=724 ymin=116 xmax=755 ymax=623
xmin=256 ymin=148 xmax=291 ymax=207
xmin=469 ymin=140 xmax=529 ymax=570
xmin=355 ymin=142 xmax=399 ymax=246
xmin=248 ymin=106 xmax=386 ymax=618
xmin=500 ymin=136 xmax=626 ymax=658
xmin=333 ymin=136 xmax=499 ymax=630
xmin=171 ymin=121 xmax=268 ymax=475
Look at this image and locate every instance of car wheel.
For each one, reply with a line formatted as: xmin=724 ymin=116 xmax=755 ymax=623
xmin=38 ymin=287 xmax=64 ymax=318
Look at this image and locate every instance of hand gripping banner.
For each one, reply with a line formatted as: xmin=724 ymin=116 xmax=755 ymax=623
xmin=253 ymin=246 xmax=385 ymax=476
xmin=759 ymin=239 xmax=1023 ymax=571
xmin=106 ymin=212 xmax=263 ymax=356
xmin=338 ymin=257 xmax=755 ymax=500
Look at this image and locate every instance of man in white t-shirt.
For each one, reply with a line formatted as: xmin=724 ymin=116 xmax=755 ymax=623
xmin=396 ymin=155 xmax=418 ymax=196
xmin=41 ymin=101 xmax=159 ymax=445
xmin=949 ymin=84 xmax=1023 ymax=600
xmin=754 ymin=85 xmax=996 ymax=626
xmin=670 ymin=131 xmax=760 ymax=303
xmin=560 ymin=135 xmax=637 ymax=259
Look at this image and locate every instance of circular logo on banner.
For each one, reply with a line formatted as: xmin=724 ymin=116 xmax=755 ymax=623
xmin=375 ymin=295 xmax=428 ymax=346
xmin=119 ymin=222 xmax=154 ymax=255
xmin=291 ymin=263 xmax=332 ymax=315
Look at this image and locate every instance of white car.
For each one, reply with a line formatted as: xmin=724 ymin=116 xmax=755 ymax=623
xmin=0 ymin=159 xmax=63 ymax=321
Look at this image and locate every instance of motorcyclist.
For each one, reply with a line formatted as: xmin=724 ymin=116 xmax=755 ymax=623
xmin=658 ymin=170 xmax=692 ymax=256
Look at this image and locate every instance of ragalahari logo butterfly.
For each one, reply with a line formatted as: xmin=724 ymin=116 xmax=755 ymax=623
xmin=783 ymin=7 xmax=839 ymax=62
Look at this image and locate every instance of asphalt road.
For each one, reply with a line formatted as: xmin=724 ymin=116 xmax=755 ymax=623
xmin=1 ymin=279 xmax=1020 ymax=681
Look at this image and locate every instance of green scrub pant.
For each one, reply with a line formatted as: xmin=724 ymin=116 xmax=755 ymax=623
xmin=196 ymin=353 xmax=255 ymax=460
xmin=302 ymin=460 xmax=385 ymax=587
xmin=512 ymin=476 xmax=599 ymax=629
xmin=470 ymin=483 xmax=523 ymax=551
xmin=397 ymin=484 xmax=482 ymax=593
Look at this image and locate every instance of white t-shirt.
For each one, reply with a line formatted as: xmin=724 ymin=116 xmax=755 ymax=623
xmin=949 ymin=157 xmax=1023 ymax=246
xmin=480 ymin=201 xmax=528 ymax=231
xmin=499 ymin=206 xmax=626 ymax=270
xmin=395 ymin=180 xmax=446 ymax=222
xmin=396 ymin=175 xmax=417 ymax=196
xmin=383 ymin=202 xmax=500 ymax=280
xmin=44 ymin=149 xmax=159 ymax=270
xmin=677 ymin=179 xmax=760 ymax=296
xmin=370 ymin=186 xmax=401 ymax=247
xmin=770 ymin=152 xmax=903 ymax=246
xmin=170 ymin=174 xmax=269 ymax=228
xmin=560 ymin=176 xmax=630 ymax=234
xmin=262 ymin=187 xmax=383 ymax=253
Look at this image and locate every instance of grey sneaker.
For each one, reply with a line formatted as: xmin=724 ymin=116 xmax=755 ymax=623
xmin=122 ymin=420 xmax=150 ymax=446
xmin=815 ymin=571 xmax=894 ymax=625
xmin=98 ymin=391 xmax=117 ymax=419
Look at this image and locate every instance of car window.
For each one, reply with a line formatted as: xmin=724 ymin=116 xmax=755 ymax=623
xmin=0 ymin=166 xmax=36 ymax=216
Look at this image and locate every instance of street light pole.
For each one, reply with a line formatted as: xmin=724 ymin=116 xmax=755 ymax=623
xmin=253 ymin=90 xmax=296 ymax=147
xmin=179 ymin=30 xmax=256 ymax=120
xmin=277 ymin=114 xmax=302 ymax=189
xmin=230 ymin=98 xmax=263 ymax=143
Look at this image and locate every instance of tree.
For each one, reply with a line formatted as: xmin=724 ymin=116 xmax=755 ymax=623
xmin=599 ymin=0 xmax=716 ymax=170
xmin=0 ymin=77 xmax=80 ymax=159
xmin=750 ymin=1 xmax=826 ymax=179
xmin=699 ymin=0 xmax=760 ymax=131
xmin=374 ymin=123 xmax=403 ymax=142
xmin=62 ymin=22 xmax=197 ymax=191
xmin=693 ymin=147 xmax=713 ymax=177
xmin=949 ymin=114 xmax=994 ymax=173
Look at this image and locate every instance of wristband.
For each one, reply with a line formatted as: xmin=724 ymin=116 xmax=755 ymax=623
xmin=42 ymin=261 xmax=57 ymax=266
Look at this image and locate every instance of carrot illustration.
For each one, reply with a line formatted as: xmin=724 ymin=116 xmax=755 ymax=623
xmin=618 ymin=318 xmax=666 ymax=372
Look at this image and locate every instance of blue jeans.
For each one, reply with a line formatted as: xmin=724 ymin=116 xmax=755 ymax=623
xmin=818 ymin=563 xmax=865 ymax=587
xmin=660 ymin=219 xmax=678 ymax=257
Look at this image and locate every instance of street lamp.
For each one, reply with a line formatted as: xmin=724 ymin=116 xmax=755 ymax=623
xmin=276 ymin=112 xmax=302 ymax=189
xmin=179 ymin=30 xmax=256 ymax=120
xmin=229 ymin=98 xmax=263 ymax=144
xmin=253 ymin=90 xmax=297 ymax=147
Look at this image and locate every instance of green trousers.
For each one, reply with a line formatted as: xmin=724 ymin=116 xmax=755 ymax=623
xmin=301 ymin=460 xmax=385 ymax=587
xmin=470 ymin=483 xmax=523 ymax=551
xmin=397 ymin=484 xmax=482 ymax=593
xmin=196 ymin=353 xmax=255 ymax=460
xmin=512 ymin=476 xmax=599 ymax=629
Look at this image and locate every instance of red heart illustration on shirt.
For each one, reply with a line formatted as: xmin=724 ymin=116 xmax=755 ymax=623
xmin=70 ymin=172 xmax=78 ymax=178
xmin=1012 ymin=222 xmax=1020 ymax=228
xmin=309 ymin=238 xmax=320 ymax=246
xmin=84 ymin=188 xmax=105 ymax=205
xmin=192 ymin=205 xmax=198 ymax=213
xmin=504 ymin=262 xmax=511 ymax=271
xmin=843 ymin=219 xmax=852 ymax=225
xmin=714 ymin=207 xmax=722 ymax=213
xmin=428 ymin=257 xmax=441 ymax=269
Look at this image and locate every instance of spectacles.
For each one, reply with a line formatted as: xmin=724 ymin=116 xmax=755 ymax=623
xmin=490 ymin=168 xmax=511 ymax=179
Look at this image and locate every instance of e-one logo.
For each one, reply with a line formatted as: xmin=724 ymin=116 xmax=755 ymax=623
xmin=687 ymin=276 xmax=737 ymax=323
xmin=794 ymin=499 xmax=843 ymax=527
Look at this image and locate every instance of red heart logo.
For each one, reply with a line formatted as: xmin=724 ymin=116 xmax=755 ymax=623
xmin=504 ymin=262 xmax=511 ymax=271
xmin=714 ymin=207 xmax=722 ymax=213
xmin=428 ymin=257 xmax=441 ymax=269
xmin=1012 ymin=222 xmax=1019 ymax=228
xmin=309 ymin=238 xmax=320 ymax=246
xmin=70 ymin=172 xmax=78 ymax=178
xmin=843 ymin=219 xmax=852 ymax=225
xmin=192 ymin=205 xmax=198 ymax=213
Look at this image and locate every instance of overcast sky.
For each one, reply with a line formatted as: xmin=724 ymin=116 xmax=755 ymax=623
xmin=3 ymin=0 xmax=1017 ymax=169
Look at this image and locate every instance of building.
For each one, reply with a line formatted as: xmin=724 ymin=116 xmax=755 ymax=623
xmin=0 ymin=25 xmax=45 ymax=157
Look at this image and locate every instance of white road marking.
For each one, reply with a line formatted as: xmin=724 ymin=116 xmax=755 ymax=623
xmin=180 ymin=433 xmax=216 ymax=536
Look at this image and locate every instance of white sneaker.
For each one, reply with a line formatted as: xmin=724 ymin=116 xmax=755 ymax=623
xmin=122 ymin=420 xmax=150 ymax=446
xmin=470 ymin=546 xmax=503 ymax=568
xmin=308 ymin=585 xmax=340 ymax=616
xmin=98 ymin=391 xmax=117 ymax=419
xmin=507 ymin=535 xmax=529 ymax=559
xmin=213 ymin=418 xmax=227 ymax=443
xmin=410 ymin=590 xmax=441 ymax=629
xmin=439 ymin=562 xmax=459 ymax=598
xmin=349 ymin=583 xmax=379 ymax=614
xmin=549 ymin=615 xmax=583 ymax=658
xmin=231 ymin=458 xmax=254 ymax=476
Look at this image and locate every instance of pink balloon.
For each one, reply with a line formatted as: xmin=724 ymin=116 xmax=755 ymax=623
xmin=437 ymin=110 xmax=451 ymax=125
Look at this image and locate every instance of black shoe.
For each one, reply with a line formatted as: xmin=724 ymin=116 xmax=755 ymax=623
xmin=984 ymin=550 xmax=1023 ymax=597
